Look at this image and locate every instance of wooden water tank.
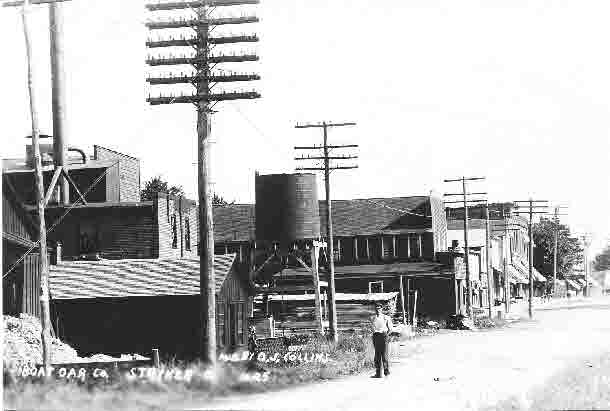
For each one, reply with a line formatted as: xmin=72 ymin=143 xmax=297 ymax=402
xmin=255 ymin=173 xmax=320 ymax=245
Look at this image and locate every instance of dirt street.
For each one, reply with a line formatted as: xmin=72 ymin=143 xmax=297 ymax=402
xmin=190 ymin=297 xmax=610 ymax=411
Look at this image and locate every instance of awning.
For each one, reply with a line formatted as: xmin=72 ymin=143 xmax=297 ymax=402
xmin=268 ymin=292 xmax=398 ymax=303
xmin=516 ymin=260 xmax=546 ymax=282
xmin=507 ymin=264 xmax=529 ymax=284
xmin=565 ymin=279 xmax=583 ymax=291
xmin=49 ymin=254 xmax=236 ymax=300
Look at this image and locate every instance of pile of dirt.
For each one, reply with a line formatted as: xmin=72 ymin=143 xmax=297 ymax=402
xmin=3 ymin=314 xmax=79 ymax=367
xmin=3 ymin=314 xmax=151 ymax=369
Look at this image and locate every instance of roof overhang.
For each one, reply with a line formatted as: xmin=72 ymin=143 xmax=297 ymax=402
xmin=49 ymin=254 xmax=236 ymax=300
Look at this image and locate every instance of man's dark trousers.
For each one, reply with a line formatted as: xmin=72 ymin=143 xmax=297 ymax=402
xmin=373 ymin=332 xmax=389 ymax=375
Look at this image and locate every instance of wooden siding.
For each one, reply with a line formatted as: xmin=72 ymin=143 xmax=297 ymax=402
xmin=45 ymin=208 xmax=156 ymax=259
xmin=156 ymin=193 xmax=199 ymax=259
xmin=94 ymin=145 xmax=141 ymax=202
xmin=3 ymin=194 xmax=32 ymax=241
xmin=22 ymin=253 xmax=41 ymax=318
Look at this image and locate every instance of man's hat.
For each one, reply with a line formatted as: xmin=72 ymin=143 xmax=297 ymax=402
xmin=375 ymin=303 xmax=383 ymax=309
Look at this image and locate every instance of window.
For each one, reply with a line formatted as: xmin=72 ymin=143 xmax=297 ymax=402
xmin=171 ymin=215 xmax=177 ymax=249
xmin=369 ymin=281 xmax=383 ymax=293
xmin=185 ymin=217 xmax=191 ymax=250
xmin=217 ymin=302 xmax=225 ymax=347
xmin=237 ymin=303 xmax=245 ymax=345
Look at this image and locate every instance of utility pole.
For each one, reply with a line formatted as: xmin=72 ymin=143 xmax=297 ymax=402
xmin=484 ymin=200 xmax=492 ymax=318
xmin=4 ymin=0 xmax=75 ymax=372
xmin=294 ymin=121 xmax=358 ymax=343
xmin=513 ymin=199 xmax=548 ymax=319
xmin=145 ymin=0 xmax=260 ymax=364
xmin=551 ymin=206 xmax=568 ymax=297
xmin=580 ymin=234 xmax=592 ymax=297
xmin=491 ymin=211 xmax=523 ymax=315
xmin=443 ymin=177 xmax=486 ymax=318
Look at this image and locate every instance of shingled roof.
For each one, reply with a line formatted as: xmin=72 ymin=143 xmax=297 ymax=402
xmin=49 ymin=254 xmax=236 ymax=299
xmin=213 ymin=196 xmax=433 ymax=242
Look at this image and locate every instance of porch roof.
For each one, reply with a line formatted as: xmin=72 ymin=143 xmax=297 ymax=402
xmin=274 ymin=261 xmax=450 ymax=280
xmin=49 ymin=254 xmax=236 ymax=300
xmin=268 ymin=292 xmax=398 ymax=302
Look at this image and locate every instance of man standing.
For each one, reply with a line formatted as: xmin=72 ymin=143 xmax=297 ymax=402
xmin=371 ymin=303 xmax=393 ymax=378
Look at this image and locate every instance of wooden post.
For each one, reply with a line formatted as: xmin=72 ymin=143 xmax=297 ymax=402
xmin=21 ymin=0 xmax=52 ymax=370
xmin=406 ymin=278 xmax=411 ymax=323
xmin=392 ymin=235 xmax=397 ymax=259
xmin=353 ymin=237 xmax=358 ymax=263
xmin=399 ymin=275 xmax=406 ymax=325
xmin=310 ymin=243 xmax=323 ymax=334
xmin=407 ymin=234 xmax=411 ymax=258
xmin=366 ymin=237 xmax=370 ymax=262
xmin=412 ymin=290 xmax=418 ymax=327
xmin=178 ymin=196 xmax=184 ymax=258
xmin=454 ymin=276 xmax=459 ymax=315
xmin=417 ymin=234 xmax=423 ymax=258
xmin=152 ymin=348 xmax=160 ymax=368
xmin=196 ymin=6 xmax=215 ymax=364
xmin=485 ymin=201 xmax=492 ymax=318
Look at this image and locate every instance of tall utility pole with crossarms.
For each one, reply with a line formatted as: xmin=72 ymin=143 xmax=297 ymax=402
xmin=513 ymin=199 xmax=548 ymax=319
xmin=294 ymin=121 xmax=358 ymax=343
xmin=145 ymin=0 xmax=260 ymax=363
xmin=443 ymin=177 xmax=486 ymax=318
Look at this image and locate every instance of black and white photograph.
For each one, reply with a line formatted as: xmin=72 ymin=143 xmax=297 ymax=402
xmin=2 ymin=1 xmax=610 ymax=410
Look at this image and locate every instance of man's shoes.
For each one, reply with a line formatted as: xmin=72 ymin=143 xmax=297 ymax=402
xmin=384 ymin=370 xmax=390 ymax=376
xmin=371 ymin=373 xmax=382 ymax=378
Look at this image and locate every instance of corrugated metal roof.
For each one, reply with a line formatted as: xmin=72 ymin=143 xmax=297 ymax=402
xmin=268 ymin=292 xmax=398 ymax=302
xmin=49 ymin=254 xmax=236 ymax=300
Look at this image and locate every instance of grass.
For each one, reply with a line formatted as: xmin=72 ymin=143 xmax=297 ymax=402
xmin=4 ymin=329 xmax=389 ymax=411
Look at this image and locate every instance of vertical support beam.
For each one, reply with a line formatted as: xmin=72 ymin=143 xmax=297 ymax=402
xmin=49 ymin=1 xmax=69 ymax=205
xmin=392 ymin=235 xmax=397 ymax=259
xmin=239 ymin=244 xmax=243 ymax=263
xmin=224 ymin=244 xmax=228 ymax=255
xmin=462 ymin=178 xmax=472 ymax=318
xmin=406 ymin=278 xmax=411 ymax=323
xmin=353 ymin=236 xmax=358 ymax=263
xmin=366 ymin=237 xmax=370 ymax=262
xmin=417 ymin=233 xmax=423 ymax=258
xmin=323 ymin=123 xmax=338 ymax=343
xmin=399 ymin=275 xmax=406 ymax=325
xmin=454 ymin=276 xmax=459 ymax=315
xmin=196 ymin=5 xmax=215 ymax=365
xmin=407 ymin=234 xmax=411 ymax=258
xmin=527 ymin=199 xmax=534 ymax=320
xmin=179 ymin=196 xmax=184 ymax=258
xmin=485 ymin=201 xmax=492 ymax=318
xmin=552 ymin=208 xmax=558 ymax=296
xmin=22 ymin=0 xmax=52 ymax=369
xmin=310 ymin=244 xmax=323 ymax=334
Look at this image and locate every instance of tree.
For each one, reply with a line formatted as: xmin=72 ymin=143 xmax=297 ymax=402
xmin=532 ymin=217 xmax=583 ymax=281
xmin=593 ymin=243 xmax=610 ymax=271
xmin=213 ymin=193 xmax=235 ymax=206
xmin=141 ymin=176 xmax=184 ymax=201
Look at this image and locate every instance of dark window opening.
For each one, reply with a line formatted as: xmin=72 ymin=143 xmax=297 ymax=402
xmin=185 ymin=217 xmax=191 ymax=250
xmin=171 ymin=215 xmax=178 ymax=249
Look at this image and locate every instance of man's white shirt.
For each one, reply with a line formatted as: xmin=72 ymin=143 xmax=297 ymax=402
xmin=371 ymin=313 xmax=393 ymax=333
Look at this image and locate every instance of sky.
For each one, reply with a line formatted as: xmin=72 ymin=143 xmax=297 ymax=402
xmin=1 ymin=0 xmax=609 ymax=256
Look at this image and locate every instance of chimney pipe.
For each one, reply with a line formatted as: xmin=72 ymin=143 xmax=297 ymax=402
xmin=50 ymin=3 xmax=70 ymax=205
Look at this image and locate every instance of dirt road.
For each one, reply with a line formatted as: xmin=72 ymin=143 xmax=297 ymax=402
xmin=191 ymin=298 xmax=610 ymax=411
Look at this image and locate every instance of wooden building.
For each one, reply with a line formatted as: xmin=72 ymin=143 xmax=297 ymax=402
xmin=212 ymin=195 xmax=477 ymax=327
xmin=49 ymin=254 xmax=251 ymax=356
xmin=2 ymin=177 xmax=51 ymax=319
